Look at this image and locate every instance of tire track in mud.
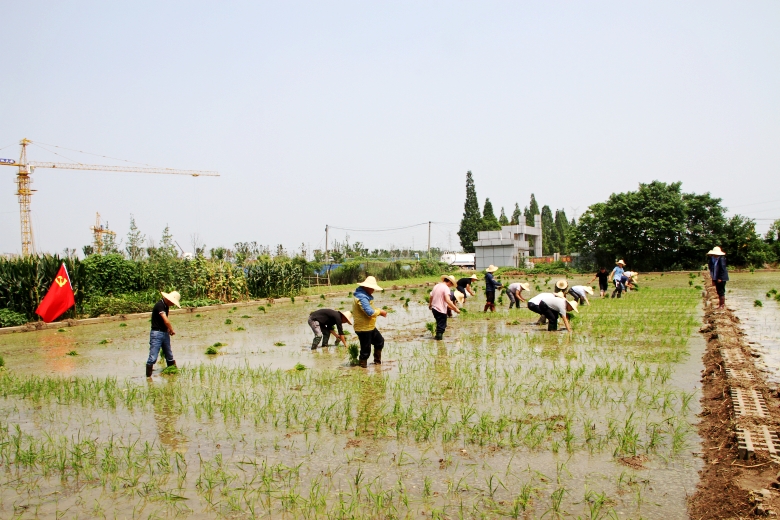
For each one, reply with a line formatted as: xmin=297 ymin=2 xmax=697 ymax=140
xmin=689 ymin=274 xmax=780 ymax=518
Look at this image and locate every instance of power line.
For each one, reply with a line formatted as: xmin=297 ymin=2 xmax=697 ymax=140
xmin=329 ymin=222 xmax=428 ymax=232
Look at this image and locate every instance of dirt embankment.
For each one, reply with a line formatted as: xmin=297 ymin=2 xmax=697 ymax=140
xmin=689 ymin=276 xmax=780 ymax=518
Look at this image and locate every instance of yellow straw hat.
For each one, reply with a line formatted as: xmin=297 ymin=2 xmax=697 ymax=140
xmin=555 ymin=279 xmax=568 ymax=290
xmin=358 ymin=276 xmax=384 ymax=291
xmin=470 ymin=274 xmax=478 ymax=280
xmin=566 ymin=299 xmax=579 ymax=314
xmin=519 ymin=283 xmax=531 ymax=291
xmin=583 ymin=286 xmax=594 ymax=295
xmin=616 ymin=259 xmax=626 ymax=266
xmin=453 ymin=290 xmax=465 ymax=305
xmin=339 ymin=311 xmax=353 ymax=325
xmin=707 ymin=246 xmax=725 ymax=256
xmin=441 ymin=275 xmax=457 ymax=285
xmin=485 ymin=265 xmax=498 ymax=273
xmin=161 ymin=290 xmax=182 ymax=308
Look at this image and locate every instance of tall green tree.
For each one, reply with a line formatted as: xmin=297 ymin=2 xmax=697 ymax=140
xmin=510 ymin=203 xmax=521 ymax=225
xmin=482 ymin=199 xmax=501 ymax=230
xmin=499 ymin=207 xmax=509 ymax=226
xmin=457 ymin=171 xmax=483 ymax=253
xmin=526 ymin=194 xmax=540 ymax=226
xmin=125 ymin=215 xmax=146 ymax=261
xmin=568 ymin=180 xmax=766 ymax=270
xmin=555 ymin=209 xmax=570 ymax=254
xmin=541 ymin=206 xmax=555 ymax=255
xmin=765 ymin=220 xmax=780 ymax=263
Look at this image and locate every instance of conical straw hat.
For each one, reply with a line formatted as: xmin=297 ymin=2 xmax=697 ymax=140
xmin=161 ymin=290 xmax=182 ymax=308
xmin=358 ymin=276 xmax=383 ymax=291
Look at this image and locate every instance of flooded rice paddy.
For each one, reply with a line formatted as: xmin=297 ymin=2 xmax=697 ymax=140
xmin=0 ymin=273 xmax=715 ymax=518
xmin=724 ymin=272 xmax=780 ymax=384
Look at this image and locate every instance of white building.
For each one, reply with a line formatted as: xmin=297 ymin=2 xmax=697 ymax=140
xmin=473 ymin=215 xmax=542 ymax=270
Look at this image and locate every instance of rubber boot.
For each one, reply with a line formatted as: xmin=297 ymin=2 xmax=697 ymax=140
xmin=508 ymin=301 xmax=514 ymax=309
xmin=373 ymin=349 xmax=382 ymax=364
xmin=434 ymin=333 xmax=443 ymax=341
xmin=166 ymin=359 xmax=177 ymax=368
xmin=719 ymin=296 xmax=725 ymax=309
xmin=358 ymin=360 xmax=368 ymax=368
xmin=483 ymin=303 xmax=490 ymax=312
xmin=490 ymin=303 xmax=496 ymax=312
xmin=146 ymin=364 xmax=154 ymax=378
xmin=312 ymin=336 xmax=322 ymax=350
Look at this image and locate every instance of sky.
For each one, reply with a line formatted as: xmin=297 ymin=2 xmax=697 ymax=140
xmin=1 ymin=1 xmax=779 ymax=257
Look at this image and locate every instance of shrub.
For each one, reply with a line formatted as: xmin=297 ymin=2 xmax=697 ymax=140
xmin=0 ymin=309 xmax=27 ymax=328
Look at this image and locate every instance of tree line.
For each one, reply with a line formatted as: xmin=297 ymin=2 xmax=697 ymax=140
xmin=457 ymin=171 xmax=574 ymax=255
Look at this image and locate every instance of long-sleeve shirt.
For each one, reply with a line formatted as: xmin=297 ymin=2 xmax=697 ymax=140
xmin=485 ymin=273 xmax=501 ymax=292
xmin=711 ymin=256 xmax=729 ymax=281
xmin=353 ymin=286 xmax=376 ymax=316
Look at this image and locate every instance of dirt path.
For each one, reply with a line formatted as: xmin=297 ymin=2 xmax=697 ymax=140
xmin=689 ymin=275 xmax=780 ymax=518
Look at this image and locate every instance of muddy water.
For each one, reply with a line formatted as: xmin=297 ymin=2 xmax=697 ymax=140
xmin=0 ymin=275 xmax=704 ymax=518
xmin=724 ymin=272 xmax=780 ymax=383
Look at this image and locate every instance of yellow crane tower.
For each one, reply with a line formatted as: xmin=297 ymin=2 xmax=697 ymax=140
xmin=91 ymin=213 xmax=116 ymax=254
xmin=0 ymin=138 xmax=219 ymax=255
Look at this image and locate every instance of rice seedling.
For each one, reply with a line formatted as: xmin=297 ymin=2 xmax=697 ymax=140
xmin=98 ymin=338 xmax=111 ymax=344
xmin=257 ymin=305 xmax=266 ymax=312
xmin=66 ymin=350 xmax=78 ymax=356
xmin=426 ymin=322 xmax=436 ymax=336
xmin=225 ymin=318 xmax=232 ymax=325
xmin=57 ymin=328 xmax=66 ymax=332
xmin=119 ymin=322 xmax=127 ymax=327
xmin=160 ymin=365 xmax=178 ymax=375
xmin=274 ymin=341 xmax=286 ymax=346
xmin=236 ymin=326 xmax=245 ymax=331
xmin=294 ymin=363 xmax=306 ymax=371
xmin=755 ymin=300 xmax=763 ymax=307
xmin=205 ymin=346 xmax=219 ymax=355
xmin=0 ymin=355 xmax=4 ymax=368
xmin=347 ymin=343 xmax=360 ymax=366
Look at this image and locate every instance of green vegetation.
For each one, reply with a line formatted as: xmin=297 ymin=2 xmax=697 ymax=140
xmin=65 ymin=350 xmax=78 ymax=356
xmin=347 ymin=342 xmax=360 ymax=366
xmin=205 ymin=346 xmax=219 ymax=355
xmin=274 ymin=341 xmax=285 ymax=346
xmin=160 ymin=365 xmax=178 ymax=375
xmin=0 ymin=309 xmax=26 ymax=328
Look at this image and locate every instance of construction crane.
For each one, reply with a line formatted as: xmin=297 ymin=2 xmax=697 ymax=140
xmin=0 ymin=138 xmax=219 ymax=255
xmin=91 ymin=213 xmax=116 ymax=254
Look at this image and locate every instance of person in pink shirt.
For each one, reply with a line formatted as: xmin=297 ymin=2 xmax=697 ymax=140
xmin=429 ymin=275 xmax=461 ymax=340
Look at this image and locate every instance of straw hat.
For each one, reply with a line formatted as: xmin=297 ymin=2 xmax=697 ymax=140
xmin=519 ymin=283 xmax=531 ymax=291
xmin=583 ymin=286 xmax=594 ymax=295
xmin=616 ymin=259 xmax=626 ymax=266
xmin=707 ymin=246 xmax=726 ymax=256
xmin=555 ymin=279 xmax=568 ymax=290
xmin=566 ymin=299 xmax=579 ymax=314
xmin=485 ymin=265 xmax=498 ymax=273
xmin=470 ymin=274 xmax=478 ymax=280
xmin=453 ymin=290 xmax=465 ymax=305
xmin=161 ymin=290 xmax=182 ymax=308
xmin=358 ymin=276 xmax=384 ymax=291
xmin=339 ymin=310 xmax=353 ymax=325
xmin=441 ymin=275 xmax=457 ymax=285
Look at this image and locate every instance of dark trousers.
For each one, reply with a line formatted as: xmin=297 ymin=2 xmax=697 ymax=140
xmin=715 ymin=280 xmax=727 ymax=296
xmin=611 ymin=280 xmax=623 ymax=298
xmin=431 ymin=308 xmax=447 ymax=335
xmin=528 ymin=301 xmax=559 ymax=331
xmin=356 ymin=329 xmax=384 ymax=361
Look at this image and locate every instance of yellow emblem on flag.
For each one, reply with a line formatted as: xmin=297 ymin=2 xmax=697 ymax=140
xmin=55 ymin=275 xmax=67 ymax=288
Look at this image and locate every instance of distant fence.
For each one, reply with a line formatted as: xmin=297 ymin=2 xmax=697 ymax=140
xmin=529 ymin=255 xmax=573 ymax=264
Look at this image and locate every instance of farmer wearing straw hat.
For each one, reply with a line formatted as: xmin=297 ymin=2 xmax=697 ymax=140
xmin=707 ymin=246 xmax=729 ymax=309
xmin=527 ymin=292 xmax=578 ymax=332
xmin=352 ymin=276 xmax=388 ymax=367
xmin=456 ymin=274 xmax=478 ymax=300
xmin=429 ymin=275 xmax=461 ymax=340
xmin=308 ymin=309 xmax=353 ymax=350
xmin=567 ymin=285 xmax=594 ymax=305
xmin=506 ymin=282 xmax=531 ymax=309
xmin=609 ymin=260 xmax=626 ymax=298
xmin=483 ymin=265 xmax=502 ymax=312
xmin=146 ymin=290 xmax=181 ymax=378
xmin=554 ymin=279 xmax=568 ymax=295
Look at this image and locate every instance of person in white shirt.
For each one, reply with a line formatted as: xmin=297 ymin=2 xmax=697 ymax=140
xmin=506 ymin=282 xmax=530 ymax=309
xmin=527 ymin=292 xmax=578 ymax=332
xmin=567 ymin=285 xmax=594 ymax=305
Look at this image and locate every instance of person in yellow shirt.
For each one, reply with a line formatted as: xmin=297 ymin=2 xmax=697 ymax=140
xmin=351 ymin=276 xmax=388 ymax=368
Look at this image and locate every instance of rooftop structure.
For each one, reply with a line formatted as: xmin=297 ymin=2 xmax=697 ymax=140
xmin=473 ymin=215 xmax=542 ymax=270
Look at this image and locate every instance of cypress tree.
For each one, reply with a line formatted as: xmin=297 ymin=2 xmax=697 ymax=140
xmin=555 ymin=209 xmax=570 ymax=254
xmin=541 ymin=206 xmax=556 ymax=255
xmin=482 ymin=198 xmax=502 ymax=230
xmin=523 ymin=206 xmax=533 ymax=227
xmin=499 ymin=207 xmax=509 ymax=226
xmin=510 ymin=203 xmax=521 ymax=225
xmin=457 ymin=171 xmax=483 ymax=252
xmin=527 ymin=194 xmax=540 ymax=225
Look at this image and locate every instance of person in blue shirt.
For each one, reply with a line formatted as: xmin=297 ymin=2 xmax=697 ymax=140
xmin=609 ymin=260 xmax=626 ymax=298
xmin=483 ymin=265 xmax=503 ymax=312
xmin=707 ymin=246 xmax=729 ymax=309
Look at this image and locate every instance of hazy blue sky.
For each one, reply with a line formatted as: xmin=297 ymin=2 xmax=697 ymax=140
xmin=1 ymin=1 xmax=778 ymax=256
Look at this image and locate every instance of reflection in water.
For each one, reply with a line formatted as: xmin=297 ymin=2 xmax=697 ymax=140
xmin=148 ymin=379 xmax=188 ymax=453
xmin=356 ymin=372 xmax=388 ymax=437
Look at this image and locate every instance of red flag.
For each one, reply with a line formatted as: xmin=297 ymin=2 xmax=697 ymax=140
xmin=35 ymin=264 xmax=75 ymax=323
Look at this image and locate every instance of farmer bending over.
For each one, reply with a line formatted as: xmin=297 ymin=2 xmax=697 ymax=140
xmin=146 ymin=290 xmax=181 ymax=378
xmin=527 ymin=292 xmax=578 ymax=332
xmin=567 ymin=285 xmax=594 ymax=305
xmin=308 ymin=309 xmax=352 ymax=350
xmin=429 ymin=275 xmax=460 ymax=340
xmin=507 ymin=282 xmax=530 ymax=309
xmin=352 ymin=276 xmax=387 ymax=367
xmin=456 ymin=274 xmax=477 ymax=301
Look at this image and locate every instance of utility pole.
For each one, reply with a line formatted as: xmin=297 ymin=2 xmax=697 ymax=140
xmin=325 ymin=224 xmax=330 ymax=286
xmin=427 ymin=221 xmax=431 ymax=258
